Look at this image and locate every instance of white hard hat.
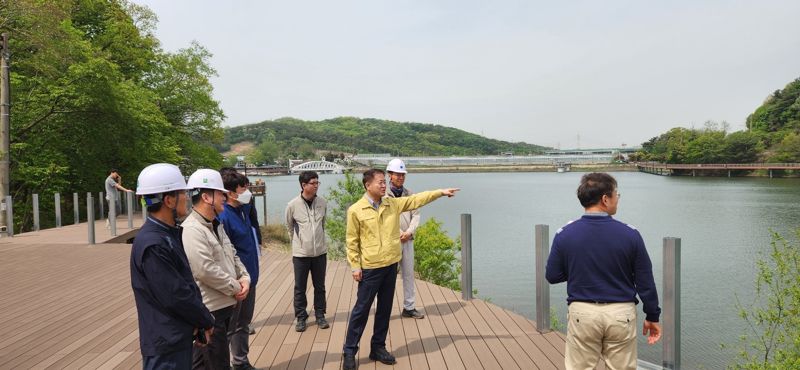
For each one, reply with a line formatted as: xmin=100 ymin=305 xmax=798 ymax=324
xmin=136 ymin=163 xmax=190 ymax=195
xmin=186 ymin=169 xmax=228 ymax=193
xmin=386 ymin=158 xmax=407 ymax=173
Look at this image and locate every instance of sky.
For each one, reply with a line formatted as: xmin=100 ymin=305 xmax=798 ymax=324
xmin=136 ymin=0 xmax=800 ymax=149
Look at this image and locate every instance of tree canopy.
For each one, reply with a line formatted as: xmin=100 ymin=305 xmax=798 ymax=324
xmin=2 ymin=0 xmax=225 ymax=230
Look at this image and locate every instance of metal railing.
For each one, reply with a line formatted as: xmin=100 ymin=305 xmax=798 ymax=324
xmin=3 ymin=189 xmax=270 ymax=245
xmin=458 ymin=214 xmax=682 ymax=369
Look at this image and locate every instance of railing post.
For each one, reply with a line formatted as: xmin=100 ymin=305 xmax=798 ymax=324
xmin=109 ymin=192 xmax=116 ymax=236
xmin=127 ymin=191 xmax=133 ymax=229
xmin=460 ymin=213 xmax=473 ymax=300
xmin=663 ymin=237 xmax=681 ymax=369
xmin=5 ymin=195 xmax=12 ymax=237
xmin=54 ymin=192 xmax=62 ymax=228
xmin=98 ymin=191 xmax=104 ymax=219
xmin=535 ymin=224 xmax=551 ymax=333
xmin=87 ymin=193 xmax=95 ymax=245
xmin=261 ymin=194 xmax=267 ymax=227
xmin=33 ymin=193 xmax=40 ymax=231
xmin=73 ymin=193 xmax=79 ymax=224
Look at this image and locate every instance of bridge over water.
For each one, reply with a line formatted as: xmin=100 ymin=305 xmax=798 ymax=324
xmin=289 ymin=160 xmax=345 ymax=175
xmin=636 ymin=162 xmax=800 ymax=177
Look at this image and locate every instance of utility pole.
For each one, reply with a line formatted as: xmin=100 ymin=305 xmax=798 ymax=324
xmin=0 ymin=33 xmax=11 ymax=233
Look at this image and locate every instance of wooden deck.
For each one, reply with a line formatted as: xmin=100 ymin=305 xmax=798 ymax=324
xmin=0 ymin=219 xmax=568 ymax=369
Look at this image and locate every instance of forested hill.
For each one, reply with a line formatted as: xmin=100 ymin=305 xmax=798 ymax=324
xmin=635 ymin=77 xmax=800 ymax=164
xmin=221 ymin=117 xmax=549 ymax=158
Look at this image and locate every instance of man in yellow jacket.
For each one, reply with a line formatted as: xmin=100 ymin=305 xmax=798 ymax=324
xmin=342 ymin=168 xmax=459 ymax=370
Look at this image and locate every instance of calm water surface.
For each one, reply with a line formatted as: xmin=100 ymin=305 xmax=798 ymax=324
xmin=251 ymin=171 xmax=800 ymax=369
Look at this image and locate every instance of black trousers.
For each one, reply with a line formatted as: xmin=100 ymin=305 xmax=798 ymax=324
xmin=343 ymin=263 xmax=398 ymax=356
xmin=192 ymin=305 xmax=233 ymax=370
xmin=293 ymin=254 xmax=327 ymax=320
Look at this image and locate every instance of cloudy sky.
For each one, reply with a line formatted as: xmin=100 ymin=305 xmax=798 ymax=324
xmin=136 ymin=0 xmax=800 ymax=148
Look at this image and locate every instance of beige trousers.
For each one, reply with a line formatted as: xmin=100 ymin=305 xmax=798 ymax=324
xmin=565 ymin=302 xmax=637 ymax=370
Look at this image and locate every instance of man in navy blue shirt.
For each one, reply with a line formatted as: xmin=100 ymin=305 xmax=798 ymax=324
xmin=546 ymin=172 xmax=661 ymax=370
xmin=218 ymin=169 xmax=260 ymax=370
xmin=131 ymin=163 xmax=215 ymax=369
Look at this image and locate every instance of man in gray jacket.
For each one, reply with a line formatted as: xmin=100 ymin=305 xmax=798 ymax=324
xmin=286 ymin=171 xmax=330 ymax=331
xmin=285 ymin=171 xmax=329 ymax=332
xmin=386 ymin=159 xmax=424 ymax=319
xmin=183 ymin=169 xmax=251 ymax=370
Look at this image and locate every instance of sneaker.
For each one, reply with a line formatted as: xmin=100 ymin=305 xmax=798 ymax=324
xmin=369 ymin=347 xmax=397 ymax=365
xmin=342 ymin=353 xmax=357 ymax=370
xmin=295 ymin=318 xmax=307 ymax=332
xmin=401 ymin=308 xmax=425 ymax=319
xmin=248 ymin=324 xmax=256 ymax=335
xmin=316 ymin=317 xmax=330 ymax=329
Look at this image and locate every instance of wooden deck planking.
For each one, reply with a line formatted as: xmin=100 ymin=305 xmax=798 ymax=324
xmin=0 ymin=222 xmax=569 ymax=370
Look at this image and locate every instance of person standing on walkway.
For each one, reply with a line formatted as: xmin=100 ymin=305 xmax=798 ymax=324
xmin=183 ymin=169 xmax=251 ymax=370
xmin=218 ymin=169 xmax=260 ymax=370
xmin=285 ymin=171 xmax=329 ymax=333
xmin=546 ymin=172 xmax=662 ymax=370
xmin=342 ymin=168 xmax=459 ymax=370
xmin=130 ymin=163 xmax=214 ymax=369
xmin=384 ymin=159 xmax=425 ymax=319
xmin=105 ymin=168 xmax=132 ymax=228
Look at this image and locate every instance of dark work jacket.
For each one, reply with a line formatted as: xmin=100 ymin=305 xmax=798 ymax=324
xmin=130 ymin=217 xmax=214 ymax=356
xmin=219 ymin=203 xmax=260 ymax=286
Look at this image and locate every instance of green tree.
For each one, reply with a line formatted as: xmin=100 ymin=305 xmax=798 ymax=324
xmin=731 ymin=229 xmax=800 ymax=369
xmin=769 ymin=133 xmax=800 ymax=163
xmin=2 ymin=0 xmax=224 ymax=231
xmin=747 ymin=78 xmax=800 ymax=133
xmin=685 ymin=130 xmax=726 ymax=163
xmin=324 ymin=172 xmax=364 ymax=260
xmin=413 ymin=218 xmax=462 ymax=291
xmin=144 ymin=42 xmax=225 ymax=171
xmin=641 ymin=127 xmax=697 ymax=163
xmin=247 ymin=140 xmax=280 ymax=166
xmin=724 ymin=131 xmax=764 ymax=163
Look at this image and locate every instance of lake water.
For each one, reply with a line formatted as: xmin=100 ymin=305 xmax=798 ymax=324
xmin=249 ymin=171 xmax=800 ymax=369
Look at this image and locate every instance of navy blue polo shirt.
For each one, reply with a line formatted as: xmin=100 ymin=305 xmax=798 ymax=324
xmin=545 ymin=214 xmax=661 ymax=322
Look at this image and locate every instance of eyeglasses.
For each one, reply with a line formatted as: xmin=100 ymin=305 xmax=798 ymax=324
xmin=306 ymin=181 xmax=321 ymax=186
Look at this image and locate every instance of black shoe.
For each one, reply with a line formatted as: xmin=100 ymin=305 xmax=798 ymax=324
xmin=402 ymin=308 xmax=425 ymax=319
xmin=248 ymin=324 xmax=256 ymax=335
xmin=369 ymin=347 xmax=397 ymax=365
xmin=295 ymin=318 xmax=307 ymax=332
xmin=342 ymin=353 xmax=357 ymax=370
xmin=316 ymin=317 xmax=330 ymax=329
xmin=232 ymin=362 xmax=256 ymax=370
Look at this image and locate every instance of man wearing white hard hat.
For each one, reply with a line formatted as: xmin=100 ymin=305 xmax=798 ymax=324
xmin=182 ymin=169 xmax=251 ymax=370
xmin=385 ymin=158 xmax=425 ymax=319
xmin=130 ymin=163 xmax=215 ymax=370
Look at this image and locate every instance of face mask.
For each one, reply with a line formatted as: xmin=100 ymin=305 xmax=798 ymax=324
xmin=237 ymin=189 xmax=252 ymax=205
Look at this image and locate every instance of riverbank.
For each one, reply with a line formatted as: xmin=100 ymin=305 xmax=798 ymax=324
xmin=349 ymin=163 xmax=638 ymax=174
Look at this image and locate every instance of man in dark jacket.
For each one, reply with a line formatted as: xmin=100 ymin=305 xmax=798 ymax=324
xmin=131 ymin=163 xmax=214 ymax=369
xmin=218 ymin=169 xmax=261 ymax=370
